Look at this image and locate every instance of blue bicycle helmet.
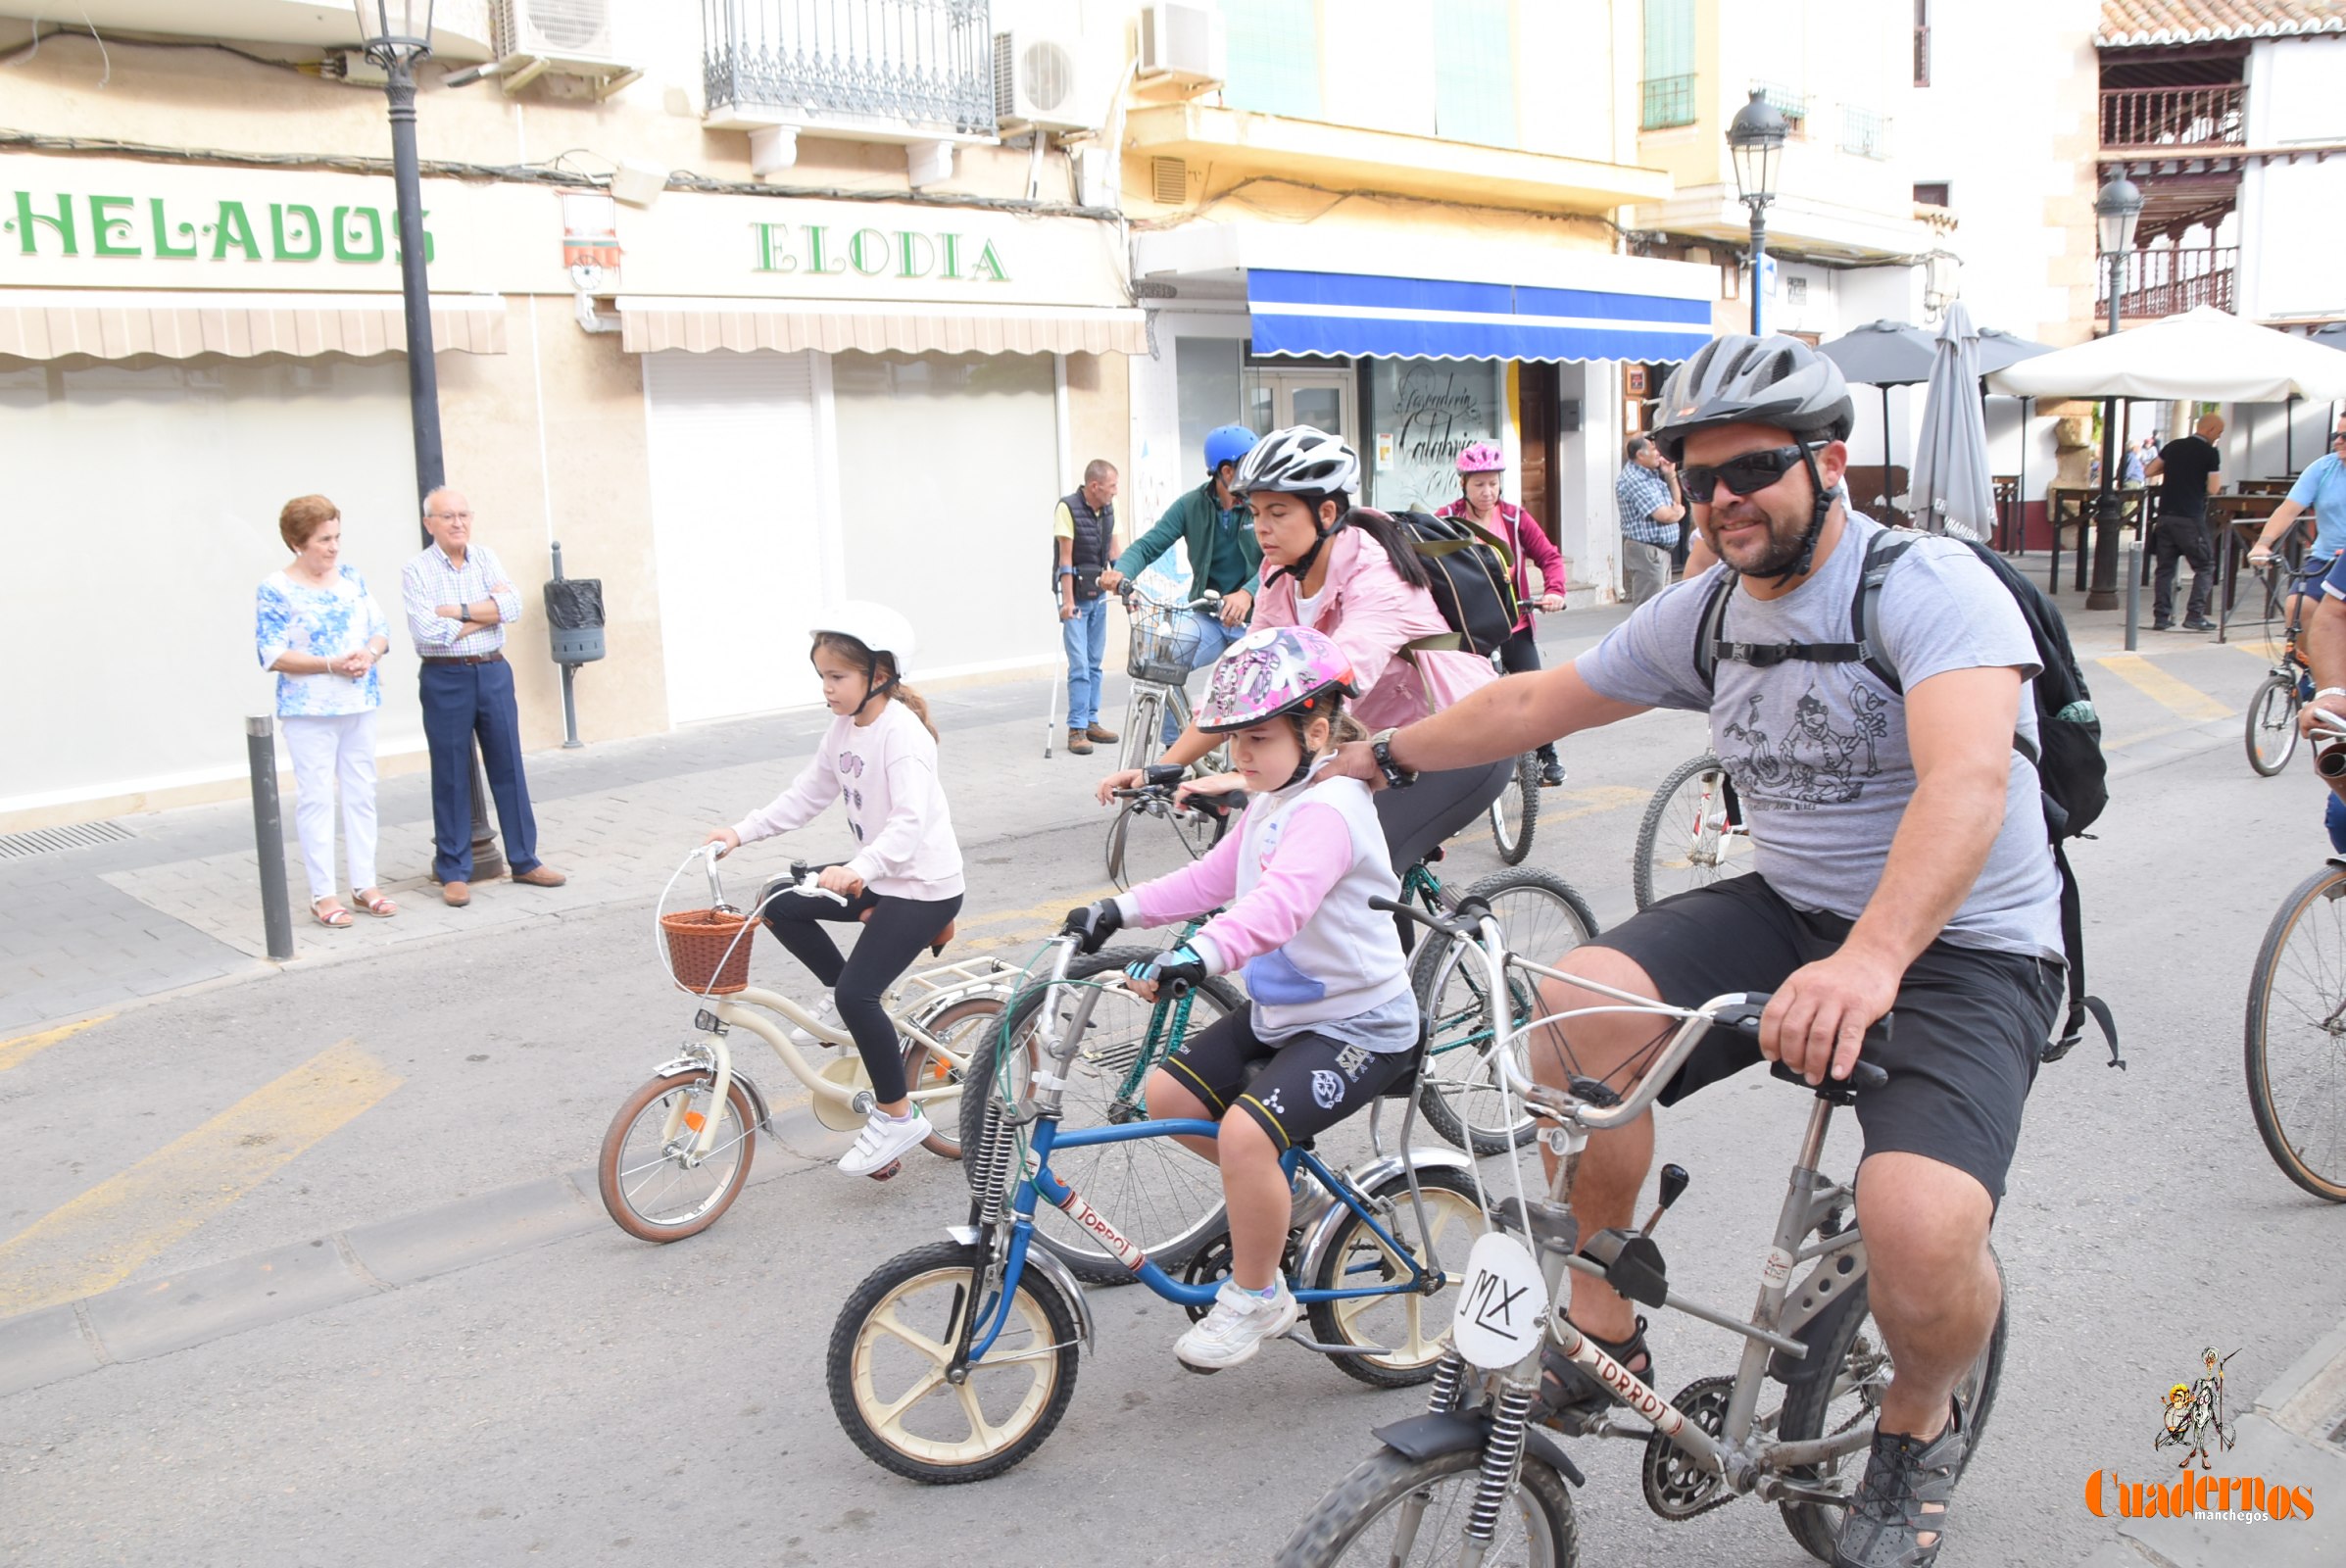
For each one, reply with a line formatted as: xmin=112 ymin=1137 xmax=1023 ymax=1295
xmin=1203 ymin=423 xmax=1258 ymax=476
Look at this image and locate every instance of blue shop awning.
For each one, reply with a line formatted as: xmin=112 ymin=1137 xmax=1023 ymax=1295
xmin=1246 ymin=269 xmax=1712 ymax=364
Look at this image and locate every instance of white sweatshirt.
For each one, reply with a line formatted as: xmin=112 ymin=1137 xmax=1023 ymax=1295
xmin=730 ymin=701 xmax=965 ymax=901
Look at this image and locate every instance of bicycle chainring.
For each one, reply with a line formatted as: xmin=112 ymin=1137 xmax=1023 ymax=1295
xmin=1640 ymin=1375 xmax=1737 ymax=1521
xmin=1180 ymin=1232 xmax=1236 ymax=1321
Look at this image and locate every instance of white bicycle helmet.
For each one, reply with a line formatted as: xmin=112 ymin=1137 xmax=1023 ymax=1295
xmin=1234 ymin=424 xmax=1360 ymax=499
xmin=809 ymin=600 xmax=916 ymax=670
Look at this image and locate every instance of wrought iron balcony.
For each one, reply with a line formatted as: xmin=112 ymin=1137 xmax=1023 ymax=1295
xmin=1640 ymin=74 xmax=1696 ymax=130
xmin=1839 ymin=105 xmax=1891 ymax=161
xmin=703 ymin=0 xmax=996 ymax=138
xmin=2100 ymin=85 xmax=2246 ymax=151
xmin=2098 ymin=245 xmax=2238 ymax=318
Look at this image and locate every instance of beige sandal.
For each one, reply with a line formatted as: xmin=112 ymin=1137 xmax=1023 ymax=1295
xmin=354 ymin=889 xmax=399 ymax=918
xmin=312 ymin=898 xmax=354 ymax=929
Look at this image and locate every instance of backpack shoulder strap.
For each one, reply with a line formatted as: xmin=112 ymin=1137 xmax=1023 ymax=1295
xmin=2040 ymin=839 xmax=2125 ymax=1069
xmin=1848 ymin=529 xmax=1923 ymax=694
xmin=1692 ymin=569 xmax=1735 ymax=691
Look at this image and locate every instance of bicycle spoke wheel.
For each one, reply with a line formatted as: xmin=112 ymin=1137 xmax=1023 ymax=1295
xmin=898 ymin=997 xmax=1002 ymax=1161
xmin=1307 ymin=1169 xmax=1491 ymax=1387
xmin=960 ymin=950 xmax=1239 ymax=1283
xmin=827 ymin=1241 xmax=1080 ymax=1485
xmin=1489 ymin=754 xmax=1539 ymax=866
xmin=2245 ymin=862 xmax=2346 ymax=1200
xmin=1275 ymin=1446 xmax=1580 ymax=1568
xmin=1118 ymin=688 xmax=1163 ymax=775
xmin=596 ymin=1070 xmax=758 ymax=1242
xmin=1633 ymin=753 xmax=1753 ymax=910
xmin=2245 ymin=673 xmax=2302 ymax=777
xmin=1413 ymin=870 xmax=1600 ymax=1154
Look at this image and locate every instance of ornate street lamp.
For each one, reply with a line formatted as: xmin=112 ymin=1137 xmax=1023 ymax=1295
xmin=1727 ymin=88 xmax=1787 ymax=336
xmin=2087 ymin=171 xmax=2143 ymax=612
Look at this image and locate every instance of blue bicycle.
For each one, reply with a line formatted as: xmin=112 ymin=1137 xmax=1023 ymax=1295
xmin=826 ymin=914 xmax=1493 ymax=1484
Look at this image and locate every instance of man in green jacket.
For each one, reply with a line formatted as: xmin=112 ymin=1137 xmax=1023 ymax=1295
xmin=1099 ymin=423 xmax=1262 ymax=747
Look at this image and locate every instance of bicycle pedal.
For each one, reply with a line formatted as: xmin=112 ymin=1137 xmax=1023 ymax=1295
xmin=865 ymin=1160 xmax=904 ymax=1182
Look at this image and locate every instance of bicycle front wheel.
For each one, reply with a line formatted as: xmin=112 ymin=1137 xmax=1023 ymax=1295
xmin=1633 ymin=754 xmax=1753 ymax=910
xmin=1275 ymin=1445 xmax=1581 ymax=1568
xmin=597 ymin=1069 xmax=758 ymax=1242
xmin=1413 ymin=870 xmax=1600 ymax=1155
xmin=960 ymin=950 xmax=1241 ymax=1282
xmin=1306 ymin=1168 xmax=1491 ymax=1387
xmin=2245 ymin=861 xmax=2346 ymax=1200
xmin=2245 ymin=673 xmax=2302 ymax=777
xmin=1488 ymin=753 xmax=1540 ymax=866
xmin=1118 ymin=687 xmax=1163 ymax=774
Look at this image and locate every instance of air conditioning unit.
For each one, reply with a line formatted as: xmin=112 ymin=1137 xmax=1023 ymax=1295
xmin=994 ymin=31 xmax=1090 ymax=133
xmin=491 ymin=0 xmax=635 ymax=86
xmin=1140 ymin=2 xmax=1225 ymax=86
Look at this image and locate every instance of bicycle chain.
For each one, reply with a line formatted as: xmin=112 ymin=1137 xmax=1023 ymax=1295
xmin=1639 ymin=1375 xmax=1737 ymax=1522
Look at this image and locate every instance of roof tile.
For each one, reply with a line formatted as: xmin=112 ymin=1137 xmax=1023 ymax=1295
xmin=2100 ymin=0 xmax=2346 ymax=46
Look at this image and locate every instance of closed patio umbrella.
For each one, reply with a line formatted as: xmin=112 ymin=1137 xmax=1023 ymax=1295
xmin=1819 ymin=320 xmax=1940 ymax=517
xmin=1905 ymin=302 xmax=1997 ymax=541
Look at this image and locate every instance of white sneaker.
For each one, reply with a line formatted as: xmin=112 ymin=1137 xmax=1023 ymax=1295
xmin=1175 ymin=1278 xmax=1301 ymax=1370
xmin=839 ymin=1106 xmax=931 ymax=1178
xmin=788 ymin=997 xmax=839 ymax=1050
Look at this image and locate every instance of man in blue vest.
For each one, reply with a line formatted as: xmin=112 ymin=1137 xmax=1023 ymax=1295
xmin=1056 ymin=459 xmax=1123 ymax=756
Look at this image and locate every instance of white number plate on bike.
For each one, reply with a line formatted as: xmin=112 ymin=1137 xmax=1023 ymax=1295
xmin=1451 ymin=1234 xmax=1549 ymax=1371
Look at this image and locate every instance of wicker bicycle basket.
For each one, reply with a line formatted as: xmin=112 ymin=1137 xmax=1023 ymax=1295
xmin=660 ymin=907 xmax=756 ymax=995
xmin=1127 ymin=603 xmax=1208 ymax=686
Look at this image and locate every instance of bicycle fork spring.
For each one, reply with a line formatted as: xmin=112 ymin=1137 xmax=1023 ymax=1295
xmin=1426 ymin=1349 xmax=1465 ymax=1416
xmin=1466 ymin=1384 xmax=1536 ymax=1544
xmin=975 ymin=1102 xmax=1016 ymax=1225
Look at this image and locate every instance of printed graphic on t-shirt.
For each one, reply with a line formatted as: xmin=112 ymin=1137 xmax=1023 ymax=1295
xmin=1719 ymin=684 xmax=1890 ymax=809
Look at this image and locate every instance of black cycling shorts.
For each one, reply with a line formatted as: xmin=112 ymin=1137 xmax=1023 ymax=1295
xmin=1585 ymin=875 xmax=2064 ymax=1204
xmin=1158 ymin=1007 xmax=1417 ymax=1152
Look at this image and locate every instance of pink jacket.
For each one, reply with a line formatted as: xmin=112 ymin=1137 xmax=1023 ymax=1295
xmin=1435 ymin=498 xmax=1567 ymax=634
xmin=1254 ymin=520 xmax=1496 ymax=732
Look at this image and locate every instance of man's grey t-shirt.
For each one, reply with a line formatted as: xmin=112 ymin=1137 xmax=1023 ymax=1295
xmin=1579 ymin=515 xmax=2064 ymax=959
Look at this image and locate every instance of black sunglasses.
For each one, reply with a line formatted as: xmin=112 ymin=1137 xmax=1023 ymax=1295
xmin=1680 ymin=443 xmax=1824 ymax=503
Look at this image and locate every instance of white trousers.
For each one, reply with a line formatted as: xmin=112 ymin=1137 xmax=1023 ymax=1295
xmin=283 ymin=710 xmax=380 ymax=903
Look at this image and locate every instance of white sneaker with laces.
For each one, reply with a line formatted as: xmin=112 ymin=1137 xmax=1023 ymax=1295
xmin=839 ymin=1106 xmax=931 ymax=1177
xmin=1175 ymin=1278 xmax=1301 ymax=1370
xmin=788 ymin=997 xmax=839 ymax=1050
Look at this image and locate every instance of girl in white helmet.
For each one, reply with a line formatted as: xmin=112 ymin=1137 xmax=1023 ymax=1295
xmin=705 ymin=602 xmax=965 ymax=1180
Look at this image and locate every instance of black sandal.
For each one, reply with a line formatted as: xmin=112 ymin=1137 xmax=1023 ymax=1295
xmin=1533 ymin=1315 xmax=1655 ymax=1431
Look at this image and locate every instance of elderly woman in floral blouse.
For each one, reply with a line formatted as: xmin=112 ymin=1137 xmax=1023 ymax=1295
xmin=255 ymin=495 xmax=395 ymax=928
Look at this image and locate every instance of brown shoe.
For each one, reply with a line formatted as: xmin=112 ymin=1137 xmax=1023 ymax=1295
xmin=442 ymin=880 xmax=471 ymax=907
xmin=1085 ymin=722 xmax=1120 ymax=745
xmin=511 ymin=864 xmax=567 ymax=888
xmin=1066 ymin=728 xmax=1094 ymax=756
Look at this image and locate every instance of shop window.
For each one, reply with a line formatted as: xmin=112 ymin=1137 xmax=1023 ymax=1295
xmin=1434 ymin=0 xmax=1516 ymax=149
xmin=1640 ymin=0 xmax=1695 ymax=130
xmin=1361 ymin=358 xmax=1501 ymax=514
xmin=1222 ymin=0 xmax=1321 ymax=121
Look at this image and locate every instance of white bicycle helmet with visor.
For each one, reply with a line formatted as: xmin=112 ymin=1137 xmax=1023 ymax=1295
xmin=1235 ymin=424 xmax=1362 ymax=585
xmin=1651 ymin=334 xmax=1856 ymax=585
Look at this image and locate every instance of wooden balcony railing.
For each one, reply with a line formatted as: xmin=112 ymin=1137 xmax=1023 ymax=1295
xmin=2099 ymin=85 xmax=2246 ymax=149
xmin=2097 ymin=246 xmax=2239 ymax=318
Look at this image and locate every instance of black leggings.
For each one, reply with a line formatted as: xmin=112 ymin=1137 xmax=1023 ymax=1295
xmin=1374 ymin=756 xmax=1513 ymax=947
xmin=761 ymin=881 xmax=963 ymax=1105
xmin=1495 ymin=626 xmax=1559 ymax=765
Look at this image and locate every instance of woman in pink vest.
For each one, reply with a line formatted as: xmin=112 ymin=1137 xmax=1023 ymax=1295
xmin=1437 ymin=441 xmax=1569 ymax=786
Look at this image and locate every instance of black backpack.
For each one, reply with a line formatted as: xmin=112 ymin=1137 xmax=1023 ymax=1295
xmin=1389 ymin=510 xmax=1522 ymax=658
xmin=1691 ymin=528 xmax=2122 ymax=1068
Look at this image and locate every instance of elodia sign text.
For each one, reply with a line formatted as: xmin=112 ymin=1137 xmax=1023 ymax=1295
xmin=751 ymin=221 xmax=1006 ymax=283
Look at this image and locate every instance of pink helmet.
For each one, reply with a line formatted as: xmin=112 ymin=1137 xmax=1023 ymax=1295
xmin=1456 ymin=441 xmax=1506 ymax=475
xmin=1196 ymin=626 xmax=1357 ymax=734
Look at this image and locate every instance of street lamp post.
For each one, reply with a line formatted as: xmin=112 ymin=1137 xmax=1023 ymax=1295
xmin=1728 ymin=88 xmax=1787 ymax=337
xmin=2086 ymin=171 xmax=2143 ymax=612
xmin=353 ymin=2 xmax=503 ymax=878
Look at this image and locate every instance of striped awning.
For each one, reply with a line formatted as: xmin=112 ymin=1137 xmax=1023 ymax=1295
xmin=1246 ymin=270 xmax=1713 ymax=364
xmin=0 ymin=291 xmax=509 ymax=361
xmin=615 ymin=297 xmax=1149 ymax=357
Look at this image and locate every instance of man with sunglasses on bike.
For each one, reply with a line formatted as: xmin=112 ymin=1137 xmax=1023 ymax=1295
xmin=1324 ymin=335 xmax=2065 ymax=1568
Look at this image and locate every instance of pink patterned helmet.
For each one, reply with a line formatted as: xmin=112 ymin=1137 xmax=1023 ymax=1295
xmin=1196 ymin=626 xmax=1357 ymax=734
xmin=1456 ymin=441 xmax=1506 ymax=475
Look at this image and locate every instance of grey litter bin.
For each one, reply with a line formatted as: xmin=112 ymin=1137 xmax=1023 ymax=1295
xmin=545 ymin=541 xmax=605 ymax=747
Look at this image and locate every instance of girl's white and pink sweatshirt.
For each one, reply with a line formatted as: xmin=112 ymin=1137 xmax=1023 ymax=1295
xmin=730 ymin=701 xmax=965 ymax=901
xmin=1115 ymin=761 xmax=1411 ymax=1040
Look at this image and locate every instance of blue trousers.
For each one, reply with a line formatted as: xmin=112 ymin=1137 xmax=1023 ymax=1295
xmin=2326 ymin=792 xmax=2346 ymax=855
xmin=418 ymin=658 xmax=541 ymax=883
xmin=1165 ymin=610 xmax=1246 ymax=744
xmin=1061 ymin=594 xmax=1109 ymax=730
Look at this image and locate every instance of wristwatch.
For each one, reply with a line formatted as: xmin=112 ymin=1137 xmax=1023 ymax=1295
xmin=1368 ymin=728 xmax=1418 ymax=791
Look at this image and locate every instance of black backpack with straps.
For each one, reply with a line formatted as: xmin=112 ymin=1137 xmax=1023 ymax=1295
xmin=1691 ymin=528 xmax=2123 ymax=1069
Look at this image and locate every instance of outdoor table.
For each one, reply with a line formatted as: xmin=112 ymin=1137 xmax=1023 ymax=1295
xmin=2046 ymin=484 xmax=2151 ymax=595
xmin=2239 ymin=479 xmax=2296 ymax=498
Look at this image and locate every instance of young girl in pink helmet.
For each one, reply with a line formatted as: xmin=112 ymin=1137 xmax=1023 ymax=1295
xmin=1066 ymin=625 xmax=1418 ymax=1372
xmin=1439 ymin=440 xmax=1570 ymax=786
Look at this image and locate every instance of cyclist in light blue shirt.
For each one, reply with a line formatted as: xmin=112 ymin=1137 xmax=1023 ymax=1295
xmin=2249 ymin=425 xmax=2346 ymax=582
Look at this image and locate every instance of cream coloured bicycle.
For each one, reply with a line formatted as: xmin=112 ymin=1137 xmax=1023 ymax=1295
xmin=596 ymin=845 xmax=1014 ymax=1241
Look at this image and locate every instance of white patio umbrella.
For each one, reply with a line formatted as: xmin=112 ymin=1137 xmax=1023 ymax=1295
xmin=1986 ymin=306 xmax=2346 ymax=401
xmin=1903 ymin=301 xmax=1997 ymax=541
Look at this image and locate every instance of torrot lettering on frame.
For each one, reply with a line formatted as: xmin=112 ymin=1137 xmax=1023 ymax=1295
xmin=752 ymin=220 xmax=1006 ymax=283
xmin=4 ymin=190 xmax=434 ymax=265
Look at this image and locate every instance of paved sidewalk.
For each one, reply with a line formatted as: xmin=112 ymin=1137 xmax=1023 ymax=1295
xmin=0 ymin=567 xmax=2286 ymax=1034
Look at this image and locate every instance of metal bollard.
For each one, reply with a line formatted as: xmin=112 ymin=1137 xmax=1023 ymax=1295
xmin=2125 ymin=535 xmax=2140 ymax=652
xmin=246 ymin=715 xmax=296 ymax=960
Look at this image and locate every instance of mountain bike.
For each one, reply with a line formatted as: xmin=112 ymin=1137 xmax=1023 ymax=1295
xmin=596 ymin=846 xmax=1013 ymax=1241
xmin=2245 ymin=560 xmax=2328 ymax=777
xmin=1632 ymin=753 xmax=1752 ymax=910
xmin=829 ymin=915 xmax=1492 ymax=1485
xmin=1277 ymin=900 xmax=2004 ymax=1567
xmin=1486 ymin=604 xmax=1563 ymax=867
xmin=1106 ymin=584 xmax=1234 ymax=879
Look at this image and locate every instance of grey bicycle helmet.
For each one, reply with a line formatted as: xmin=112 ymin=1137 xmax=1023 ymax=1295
xmin=1234 ymin=424 xmax=1360 ymax=499
xmin=1651 ymin=335 xmax=1855 ymax=586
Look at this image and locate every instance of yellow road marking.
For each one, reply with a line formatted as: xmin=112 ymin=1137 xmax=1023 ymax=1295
xmin=0 ymin=1014 xmax=111 ymax=1074
xmin=0 ymin=1039 xmax=401 ymax=1313
xmin=2094 ymin=653 xmax=2233 ymax=723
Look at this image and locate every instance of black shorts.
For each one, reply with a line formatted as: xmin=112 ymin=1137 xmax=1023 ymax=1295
xmin=1588 ymin=876 xmax=2064 ymax=1204
xmin=1159 ymin=1007 xmax=1417 ymax=1152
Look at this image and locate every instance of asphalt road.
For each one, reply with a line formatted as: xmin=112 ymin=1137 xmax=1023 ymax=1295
xmin=7 ymin=647 xmax=2345 ymax=1565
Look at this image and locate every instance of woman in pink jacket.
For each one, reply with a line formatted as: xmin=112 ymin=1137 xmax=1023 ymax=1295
xmin=1100 ymin=425 xmax=1508 ymax=881
xmin=1437 ymin=441 xmax=1569 ymax=786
